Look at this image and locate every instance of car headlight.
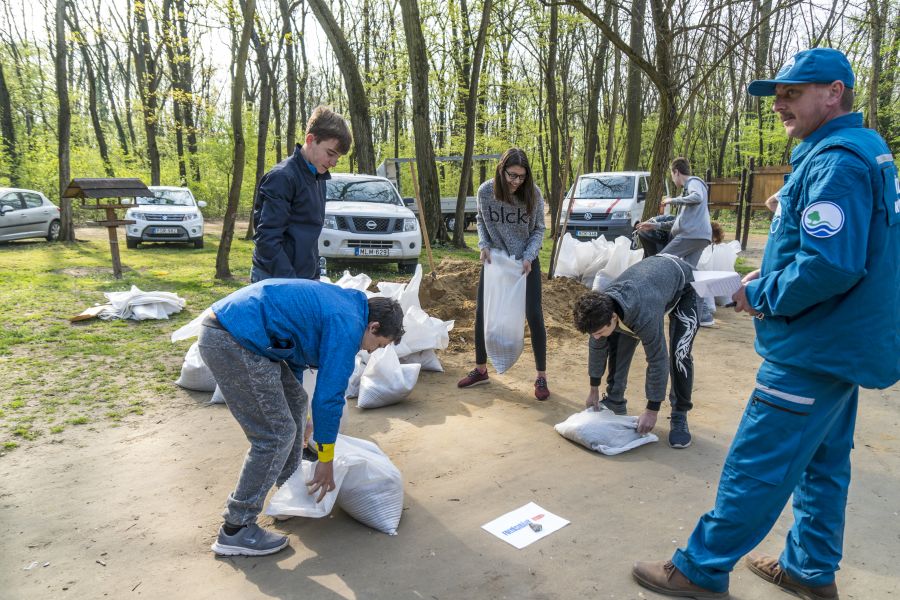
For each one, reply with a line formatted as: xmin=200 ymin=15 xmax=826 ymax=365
xmin=610 ymin=211 xmax=630 ymax=220
xmin=323 ymin=215 xmax=338 ymax=229
xmin=127 ymin=211 xmax=143 ymax=220
xmin=403 ymin=218 xmax=418 ymax=232
xmin=184 ymin=213 xmax=200 ymax=221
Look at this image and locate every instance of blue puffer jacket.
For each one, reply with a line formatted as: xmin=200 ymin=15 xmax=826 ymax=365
xmin=746 ymin=113 xmax=900 ymax=389
xmin=251 ymin=144 xmax=330 ymax=279
xmin=212 ymin=279 xmax=368 ymax=446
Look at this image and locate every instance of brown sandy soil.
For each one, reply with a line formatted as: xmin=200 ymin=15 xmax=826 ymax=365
xmin=2 ymin=255 xmax=899 ymax=600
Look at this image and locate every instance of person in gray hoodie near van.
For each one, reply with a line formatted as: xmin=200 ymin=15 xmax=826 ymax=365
xmin=636 ymin=157 xmax=712 ymax=267
xmin=573 ymin=254 xmax=700 ymax=448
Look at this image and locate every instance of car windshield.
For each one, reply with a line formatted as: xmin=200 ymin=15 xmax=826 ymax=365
xmin=326 ymin=180 xmax=401 ymax=205
xmin=570 ymin=175 xmax=635 ymax=199
xmin=135 ymin=190 xmax=195 ymax=206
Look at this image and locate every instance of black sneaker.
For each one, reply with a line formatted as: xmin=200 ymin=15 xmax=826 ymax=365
xmin=669 ymin=413 xmax=692 ymax=448
xmin=600 ymin=394 xmax=627 ymax=415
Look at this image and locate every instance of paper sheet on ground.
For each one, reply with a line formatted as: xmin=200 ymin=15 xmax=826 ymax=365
xmin=691 ymin=271 xmax=741 ymax=299
xmin=481 ymin=502 xmax=569 ymax=549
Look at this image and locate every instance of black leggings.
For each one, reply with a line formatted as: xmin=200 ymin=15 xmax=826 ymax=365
xmin=474 ymin=257 xmax=547 ymax=371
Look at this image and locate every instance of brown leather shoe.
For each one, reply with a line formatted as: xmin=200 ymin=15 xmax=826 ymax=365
xmin=745 ymin=553 xmax=838 ymax=600
xmin=632 ymin=560 xmax=729 ymax=598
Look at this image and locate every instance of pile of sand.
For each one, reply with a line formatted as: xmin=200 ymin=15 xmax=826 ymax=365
xmin=419 ymin=258 xmax=590 ymax=354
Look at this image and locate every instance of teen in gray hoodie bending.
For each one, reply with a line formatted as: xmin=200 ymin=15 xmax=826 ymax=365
xmin=457 ymin=148 xmax=550 ymax=400
xmin=573 ymin=254 xmax=700 ymax=448
xmin=636 ymin=157 xmax=712 ymax=267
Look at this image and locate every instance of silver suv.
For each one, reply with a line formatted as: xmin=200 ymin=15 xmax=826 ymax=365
xmin=125 ymin=186 xmax=207 ymax=249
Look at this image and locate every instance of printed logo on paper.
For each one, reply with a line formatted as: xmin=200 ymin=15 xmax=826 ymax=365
xmin=802 ymin=202 xmax=844 ymax=238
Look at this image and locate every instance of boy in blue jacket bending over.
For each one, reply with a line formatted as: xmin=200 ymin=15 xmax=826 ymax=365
xmin=198 ymin=279 xmax=404 ymax=556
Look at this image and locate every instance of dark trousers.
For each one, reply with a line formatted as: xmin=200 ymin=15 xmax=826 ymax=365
xmin=588 ymin=332 xmax=640 ymax=411
xmin=475 ymin=257 xmax=547 ymax=371
xmin=666 ymin=287 xmax=700 ymax=412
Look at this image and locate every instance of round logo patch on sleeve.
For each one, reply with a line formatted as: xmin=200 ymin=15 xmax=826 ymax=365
xmin=801 ymin=201 xmax=844 ymax=238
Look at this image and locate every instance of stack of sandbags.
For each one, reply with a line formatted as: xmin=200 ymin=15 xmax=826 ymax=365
xmin=555 ymin=234 xmax=639 ymax=288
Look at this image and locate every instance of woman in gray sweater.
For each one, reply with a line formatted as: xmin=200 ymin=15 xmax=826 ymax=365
xmin=457 ymin=148 xmax=549 ymax=400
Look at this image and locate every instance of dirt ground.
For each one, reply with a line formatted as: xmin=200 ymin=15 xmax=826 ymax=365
xmin=2 ymin=241 xmax=899 ymax=600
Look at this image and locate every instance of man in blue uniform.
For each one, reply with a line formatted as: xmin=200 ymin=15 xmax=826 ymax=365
xmin=198 ymin=280 xmax=404 ymax=556
xmin=632 ymin=48 xmax=900 ymax=599
xmin=251 ymin=106 xmax=352 ymax=282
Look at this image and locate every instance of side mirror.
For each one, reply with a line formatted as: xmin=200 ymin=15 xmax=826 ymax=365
xmin=198 ymin=201 xmax=207 ymax=208
xmin=637 ymin=192 xmax=647 ymax=202
xmin=402 ymin=197 xmax=415 ymax=207
xmin=0 ymin=205 xmax=9 ymax=216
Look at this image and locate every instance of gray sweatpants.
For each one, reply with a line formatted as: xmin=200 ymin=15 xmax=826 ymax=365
xmin=197 ymin=320 xmax=308 ymax=526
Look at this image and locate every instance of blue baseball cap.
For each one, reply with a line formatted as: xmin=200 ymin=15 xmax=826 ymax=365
xmin=747 ymin=48 xmax=855 ymax=96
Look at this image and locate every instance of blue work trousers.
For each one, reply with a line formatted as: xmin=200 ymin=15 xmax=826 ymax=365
xmin=672 ymin=361 xmax=858 ymax=593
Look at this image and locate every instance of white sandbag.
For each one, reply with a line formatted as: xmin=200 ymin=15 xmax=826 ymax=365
xmin=170 ymin=308 xmax=212 ymax=342
xmin=553 ymin=233 xmax=580 ymax=279
xmin=175 ymin=341 xmax=217 ymax=392
xmin=335 ymin=435 xmax=404 ymax=535
xmin=555 ymin=408 xmax=659 ymax=455
xmin=335 ymin=270 xmax=372 ymax=291
xmin=345 ymin=352 xmax=368 ymax=398
xmin=266 ymin=459 xmax=348 ymax=519
xmin=581 ymin=236 xmax=613 ymax=284
xmin=597 ymin=236 xmax=643 ymax=284
xmin=698 ymin=241 xmax=742 ymax=304
xmin=375 ymin=281 xmax=405 ymax=300
xmin=483 ymin=250 xmax=527 ymax=373
xmin=357 ymin=344 xmax=421 ymax=409
xmin=210 ymin=385 xmax=226 ymax=404
xmin=103 ymin=285 xmax=186 ymax=320
xmin=399 ymin=306 xmax=453 ymax=353
xmin=398 ymin=264 xmax=423 ymax=313
xmin=399 ymin=349 xmax=443 ymax=372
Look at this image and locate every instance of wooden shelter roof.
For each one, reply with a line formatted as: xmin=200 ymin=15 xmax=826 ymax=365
xmin=62 ymin=178 xmax=153 ymax=199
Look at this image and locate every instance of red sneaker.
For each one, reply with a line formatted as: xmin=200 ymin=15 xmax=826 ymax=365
xmin=534 ymin=376 xmax=550 ymax=401
xmin=457 ymin=368 xmax=489 ymax=388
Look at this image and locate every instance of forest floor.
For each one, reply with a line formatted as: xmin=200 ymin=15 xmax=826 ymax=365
xmin=1 ymin=224 xmax=898 ymax=600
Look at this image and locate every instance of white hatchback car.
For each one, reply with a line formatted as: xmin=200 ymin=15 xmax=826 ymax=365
xmin=124 ymin=186 xmax=207 ymax=249
xmin=320 ymin=174 xmax=422 ymax=273
xmin=0 ymin=188 xmax=61 ymax=242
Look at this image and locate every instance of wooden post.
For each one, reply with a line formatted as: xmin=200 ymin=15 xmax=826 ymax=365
xmin=409 ymin=162 xmax=436 ymax=278
xmin=105 ymin=206 xmax=123 ymax=279
xmin=741 ymin=157 xmax=756 ymax=250
xmin=547 ymin=167 xmax=582 ymax=279
xmin=735 ymin=166 xmax=748 ymax=242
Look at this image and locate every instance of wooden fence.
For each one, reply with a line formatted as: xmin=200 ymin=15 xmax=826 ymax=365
xmin=705 ymin=158 xmax=792 ymax=249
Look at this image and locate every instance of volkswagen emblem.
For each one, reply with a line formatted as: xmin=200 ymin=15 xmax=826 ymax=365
xmin=583 ymin=212 xmax=593 ymax=220
xmin=366 ymin=220 xmax=377 ymax=230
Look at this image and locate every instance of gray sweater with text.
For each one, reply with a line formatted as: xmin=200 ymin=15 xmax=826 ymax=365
xmin=476 ymin=180 xmax=545 ymax=262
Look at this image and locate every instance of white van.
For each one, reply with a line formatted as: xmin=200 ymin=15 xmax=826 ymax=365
xmin=559 ymin=171 xmax=665 ymax=241
xmin=319 ymin=174 xmax=422 ymax=274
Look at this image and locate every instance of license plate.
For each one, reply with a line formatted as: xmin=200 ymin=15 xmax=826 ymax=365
xmin=355 ymin=248 xmax=389 ymax=257
xmin=153 ymin=227 xmax=180 ymax=234
xmin=575 ymin=229 xmax=599 ymax=238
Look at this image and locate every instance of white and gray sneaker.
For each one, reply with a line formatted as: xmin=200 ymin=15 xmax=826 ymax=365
xmin=211 ymin=523 xmax=289 ymax=556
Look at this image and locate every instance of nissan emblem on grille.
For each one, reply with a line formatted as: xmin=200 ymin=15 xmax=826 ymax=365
xmin=584 ymin=212 xmax=593 ymax=220
xmin=366 ymin=220 xmax=377 ymax=230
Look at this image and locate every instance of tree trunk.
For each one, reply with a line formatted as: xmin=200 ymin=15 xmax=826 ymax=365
xmin=246 ymin=27 xmax=272 ymax=241
xmin=307 ymin=0 xmax=376 ymax=173
xmin=866 ymin=0 xmax=886 ymax=132
xmin=278 ymin=0 xmax=298 ymax=154
xmin=453 ymin=0 xmax=492 ymax=247
xmin=175 ymin=0 xmax=201 ymax=181
xmin=0 ymin=63 xmax=19 ymax=186
xmin=67 ymin=5 xmax=114 ymax=177
xmin=95 ymin=35 xmax=130 ymax=156
xmin=398 ymin=0 xmax=443 ymax=241
xmin=604 ymin=40 xmax=621 ymax=171
xmin=162 ymin=0 xmax=188 ymax=184
xmin=583 ymin=10 xmax=608 ymax=175
xmin=546 ymin=4 xmax=563 ymax=236
xmin=216 ymin=0 xmax=257 ymax=279
xmin=55 ymin=0 xmax=74 ymax=241
xmin=134 ymin=0 xmax=161 ymax=185
xmin=623 ymin=0 xmax=646 ymax=170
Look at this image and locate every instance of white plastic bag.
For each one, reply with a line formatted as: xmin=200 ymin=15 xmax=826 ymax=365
xmin=398 ymin=306 xmax=453 ymax=353
xmin=555 ymin=409 xmax=659 ymax=455
xmin=174 ymin=341 xmax=217 ymax=392
xmin=597 ymin=236 xmax=643 ymax=285
xmin=335 ymin=436 xmax=405 ymax=535
xmin=171 ymin=308 xmax=212 ymax=342
xmin=581 ymin=236 xmax=613 ymax=285
xmin=399 ymin=349 xmax=443 ymax=372
xmin=266 ymin=459 xmax=348 ymax=519
xmin=483 ymin=250 xmax=527 ymax=374
xmin=344 ymin=352 xmax=368 ymax=398
xmin=398 ymin=264 xmax=423 ymax=313
xmin=357 ymin=344 xmax=421 ymax=409
xmin=698 ymin=240 xmax=742 ymax=304
xmin=335 ymin=270 xmax=372 ymax=292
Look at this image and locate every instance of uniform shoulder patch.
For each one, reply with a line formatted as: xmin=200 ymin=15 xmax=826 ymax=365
xmin=801 ymin=201 xmax=844 ymax=238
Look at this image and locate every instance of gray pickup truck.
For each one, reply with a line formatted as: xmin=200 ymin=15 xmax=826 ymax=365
xmin=404 ymin=196 xmax=478 ymax=231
